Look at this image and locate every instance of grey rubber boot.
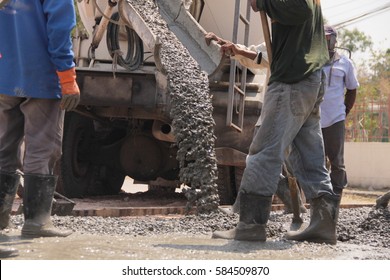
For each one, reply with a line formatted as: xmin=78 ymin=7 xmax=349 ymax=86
xmin=285 ymin=194 xmax=340 ymax=245
xmin=21 ymin=174 xmax=72 ymax=238
xmin=212 ymin=192 xmax=272 ymax=241
xmin=0 ymin=247 xmax=19 ymax=258
xmin=0 ymin=171 xmax=20 ymax=229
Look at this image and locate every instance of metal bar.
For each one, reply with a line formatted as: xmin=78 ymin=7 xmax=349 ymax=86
xmin=227 ymin=0 xmax=251 ymax=131
xmin=226 ymin=0 xmax=241 ymax=127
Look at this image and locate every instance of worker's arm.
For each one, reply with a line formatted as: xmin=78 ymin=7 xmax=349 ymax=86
xmin=43 ymin=0 xmax=76 ymax=71
xmin=205 ymin=32 xmax=269 ymax=69
xmin=205 ymin=32 xmax=229 ymax=46
xmin=42 ymin=0 xmax=80 ymax=111
xmin=220 ymin=42 xmax=257 ymax=60
xmin=345 ymin=88 xmax=357 ymax=116
xmin=344 ymin=56 xmax=359 ymax=116
xmin=223 ymin=43 xmax=269 ymax=70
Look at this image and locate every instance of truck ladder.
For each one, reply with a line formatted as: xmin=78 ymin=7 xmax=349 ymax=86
xmin=226 ymin=0 xmax=251 ymax=132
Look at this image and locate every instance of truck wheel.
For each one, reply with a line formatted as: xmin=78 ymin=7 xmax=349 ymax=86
xmin=61 ymin=112 xmax=126 ymax=197
xmin=217 ymin=165 xmax=243 ymax=205
xmin=87 ymin=165 xmax=126 ymax=196
xmin=61 ymin=112 xmax=95 ymax=198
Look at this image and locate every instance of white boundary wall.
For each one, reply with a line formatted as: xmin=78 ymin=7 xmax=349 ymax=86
xmin=345 ymin=142 xmax=390 ymax=190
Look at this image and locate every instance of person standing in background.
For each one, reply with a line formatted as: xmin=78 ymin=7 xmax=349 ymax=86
xmin=0 ymin=0 xmax=80 ymax=258
xmin=321 ymin=25 xmax=359 ymax=195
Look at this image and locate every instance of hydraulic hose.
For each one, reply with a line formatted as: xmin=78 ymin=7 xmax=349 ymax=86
xmin=106 ymin=12 xmax=144 ymax=71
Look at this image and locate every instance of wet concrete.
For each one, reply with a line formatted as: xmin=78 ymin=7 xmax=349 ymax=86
xmin=127 ymin=0 xmax=219 ymax=212
xmin=3 ymin=176 xmax=388 ymax=260
xmin=1 ymin=202 xmax=390 ymax=260
xmin=1 ymin=230 xmax=389 ymax=260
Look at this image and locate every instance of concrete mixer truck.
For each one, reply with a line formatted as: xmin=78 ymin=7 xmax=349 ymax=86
xmin=59 ymin=0 xmax=269 ymax=205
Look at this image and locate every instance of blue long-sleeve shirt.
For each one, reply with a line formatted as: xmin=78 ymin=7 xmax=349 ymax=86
xmin=0 ymin=0 xmax=76 ymax=99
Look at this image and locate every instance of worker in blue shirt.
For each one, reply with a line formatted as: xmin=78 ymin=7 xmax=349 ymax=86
xmin=0 ymin=0 xmax=80 ymax=257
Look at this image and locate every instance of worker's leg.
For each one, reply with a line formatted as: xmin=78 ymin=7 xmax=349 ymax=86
xmin=285 ymin=73 xmax=340 ymax=245
xmin=285 ymin=115 xmax=333 ymax=200
xmin=322 ymin=120 xmax=347 ymax=195
xmin=0 ymin=94 xmax=24 ymax=172
xmin=0 ymin=95 xmax=24 ymax=229
xmin=19 ymin=99 xmax=71 ymax=238
xmin=213 ymin=70 xmax=327 ymax=240
xmin=20 ymin=98 xmax=64 ymax=174
xmin=243 ymin=70 xmax=332 ymax=198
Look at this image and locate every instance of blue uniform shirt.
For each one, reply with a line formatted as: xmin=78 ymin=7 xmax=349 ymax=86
xmin=0 ymin=0 xmax=76 ymax=99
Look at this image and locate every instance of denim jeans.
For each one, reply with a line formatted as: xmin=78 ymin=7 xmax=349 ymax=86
xmin=241 ymin=70 xmax=333 ymax=200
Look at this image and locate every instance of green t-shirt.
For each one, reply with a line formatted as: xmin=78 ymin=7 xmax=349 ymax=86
xmin=256 ymin=0 xmax=329 ymax=84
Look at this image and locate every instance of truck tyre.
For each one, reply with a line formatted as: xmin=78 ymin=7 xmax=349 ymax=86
xmin=61 ymin=112 xmax=125 ymax=198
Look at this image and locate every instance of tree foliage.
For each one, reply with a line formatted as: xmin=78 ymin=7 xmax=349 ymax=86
xmin=339 ymin=28 xmax=390 ymax=142
xmin=337 ymin=28 xmax=373 ymax=53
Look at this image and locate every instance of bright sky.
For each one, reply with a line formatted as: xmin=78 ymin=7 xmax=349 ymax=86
xmin=321 ymin=0 xmax=390 ymax=63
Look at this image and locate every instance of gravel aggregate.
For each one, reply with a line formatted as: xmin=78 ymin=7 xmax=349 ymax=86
xmin=9 ymin=206 xmax=389 ymax=251
xmin=126 ymin=0 xmax=219 ymax=213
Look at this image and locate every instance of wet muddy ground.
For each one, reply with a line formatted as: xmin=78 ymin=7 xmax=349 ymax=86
xmin=0 ymin=229 xmax=388 ymax=260
xmin=1 ymin=194 xmax=389 ymax=260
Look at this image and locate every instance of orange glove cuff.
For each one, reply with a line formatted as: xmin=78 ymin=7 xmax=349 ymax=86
xmin=56 ymin=67 xmax=80 ymax=95
xmin=57 ymin=67 xmax=76 ymax=84
xmin=60 ymin=82 xmax=80 ymax=95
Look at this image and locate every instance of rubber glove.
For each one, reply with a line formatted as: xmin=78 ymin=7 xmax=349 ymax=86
xmin=57 ymin=67 xmax=80 ymax=111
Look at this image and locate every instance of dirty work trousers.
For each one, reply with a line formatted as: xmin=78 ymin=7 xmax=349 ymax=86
xmin=322 ymin=120 xmax=347 ymax=191
xmin=241 ymin=70 xmax=333 ymax=200
xmin=0 ymin=94 xmax=64 ymax=175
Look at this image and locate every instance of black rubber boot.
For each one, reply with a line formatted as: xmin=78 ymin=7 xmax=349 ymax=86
xmin=212 ymin=192 xmax=272 ymax=241
xmin=0 ymin=247 xmax=19 ymax=258
xmin=285 ymin=194 xmax=340 ymax=245
xmin=21 ymin=174 xmax=72 ymax=238
xmin=0 ymin=171 xmax=20 ymax=229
